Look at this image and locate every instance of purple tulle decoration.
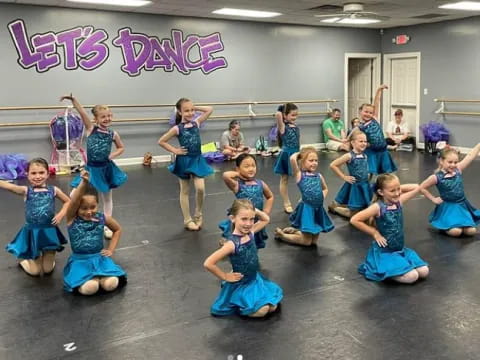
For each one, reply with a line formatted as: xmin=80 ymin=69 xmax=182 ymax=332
xmin=268 ymin=125 xmax=278 ymax=144
xmin=0 ymin=153 xmax=28 ymax=180
xmin=420 ymin=121 xmax=450 ymax=142
xmin=50 ymin=113 xmax=84 ymax=145
xmin=202 ymin=151 xmax=226 ymax=163
xmin=168 ymin=111 xmax=205 ymax=127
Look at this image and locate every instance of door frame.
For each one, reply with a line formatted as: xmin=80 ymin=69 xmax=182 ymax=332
xmin=382 ymin=52 xmax=421 ymax=146
xmin=344 ymin=52 xmax=381 ymax=129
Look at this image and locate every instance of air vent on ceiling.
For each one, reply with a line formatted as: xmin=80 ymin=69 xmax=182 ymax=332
xmin=308 ymin=5 xmax=343 ymax=11
xmin=411 ymin=13 xmax=447 ymax=19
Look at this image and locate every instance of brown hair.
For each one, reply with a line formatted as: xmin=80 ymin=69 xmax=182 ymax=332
xmin=27 ymin=157 xmax=49 ymax=172
xmin=436 ymin=147 xmax=459 ymax=172
xmin=278 ymin=103 xmax=299 ymax=147
xmin=359 ymin=103 xmax=374 ymax=111
xmin=175 ymin=97 xmax=191 ymax=125
xmin=297 ymin=146 xmax=318 ymax=169
xmin=372 ymin=173 xmax=399 ymax=203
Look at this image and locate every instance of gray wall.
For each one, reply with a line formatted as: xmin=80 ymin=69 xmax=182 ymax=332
xmin=382 ymin=17 xmax=480 ymax=147
xmin=0 ymin=4 xmax=380 ymax=159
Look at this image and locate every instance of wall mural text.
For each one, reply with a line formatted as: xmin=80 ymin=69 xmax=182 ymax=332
xmin=7 ymin=19 xmax=228 ymax=76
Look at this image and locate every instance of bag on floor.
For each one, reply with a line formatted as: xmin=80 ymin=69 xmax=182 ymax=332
xmin=203 ymin=151 xmax=226 ymax=163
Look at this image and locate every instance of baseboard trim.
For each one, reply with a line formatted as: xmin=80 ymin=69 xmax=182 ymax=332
xmin=112 ymin=143 xmax=328 ymax=167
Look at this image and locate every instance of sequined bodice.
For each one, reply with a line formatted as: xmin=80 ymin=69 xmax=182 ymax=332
xmin=87 ymin=126 xmax=113 ymax=163
xmin=360 ymin=120 xmax=386 ymax=150
xmin=178 ymin=121 xmax=201 ymax=156
xmin=229 ymin=233 xmax=259 ymax=282
xmin=376 ymin=201 xmax=404 ymax=251
xmin=68 ymin=212 xmax=105 ymax=254
xmin=435 ymin=170 xmax=465 ymax=202
xmin=347 ymin=151 xmax=369 ymax=182
xmin=280 ymin=123 xmax=300 ymax=151
xmin=236 ymin=179 xmax=264 ymax=210
xmin=298 ymin=172 xmax=324 ymax=208
xmin=25 ymin=186 xmax=55 ymax=225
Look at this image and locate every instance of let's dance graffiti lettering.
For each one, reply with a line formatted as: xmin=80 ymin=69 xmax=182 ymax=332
xmin=7 ymin=19 xmax=228 ymax=76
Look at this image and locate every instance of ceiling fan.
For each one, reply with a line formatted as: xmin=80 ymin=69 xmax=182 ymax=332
xmin=314 ymin=3 xmax=389 ymax=24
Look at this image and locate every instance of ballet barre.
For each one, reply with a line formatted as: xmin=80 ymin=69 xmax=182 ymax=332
xmin=434 ymin=98 xmax=480 ymax=116
xmin=0 ymin=111 xmax=329 ymax=127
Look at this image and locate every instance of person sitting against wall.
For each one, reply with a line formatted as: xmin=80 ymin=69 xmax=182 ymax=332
xmin=322 ymin=108 xmax=349 ymax=152
xmin=386 ymin=109 xmax=415 ymax=150
xmin=221 ymin=120 xmax=250 ymax=159
xmin=347 ymin=117 xmax=361 ymax=137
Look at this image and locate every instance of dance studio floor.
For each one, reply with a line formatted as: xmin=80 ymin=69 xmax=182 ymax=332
xmin=1 ymin=150 xmax=479 ymax=360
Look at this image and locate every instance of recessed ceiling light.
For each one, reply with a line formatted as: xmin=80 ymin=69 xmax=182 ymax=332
xmin=67 ymin=0 xmax=151 ymax=6
xmin=339 ymin=18 xmax=381 ymax=24
xmin=212 ymin=8 xmax=281 ymax=18
xmin=321 ymin=17 xmax=341 ymax=23
xmin=439 ymin=1 xmax=480 ymax=10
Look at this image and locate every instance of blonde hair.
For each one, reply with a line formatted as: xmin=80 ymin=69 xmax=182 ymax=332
xmin=91 ymin=105 xmax=110 ymax=117
xmin=436 ymin=147 xmax=459 ymax=172
xmin=372 ymin=173 xmax=399 ymax=203
xmin=349 ymin=129 xmax=366 ymax=141
xmin=230 ymin=199 xmax=255 ymax=216
xmin=297 ymin=146 xmax=318 ymax=169
xmin=359 ymin=103 xmax=374 ymax=111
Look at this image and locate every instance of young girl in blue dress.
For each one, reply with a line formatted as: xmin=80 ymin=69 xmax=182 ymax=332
xmin=358 ymin=85 xmax=397 ymax=175
xmin=61 ymin=94 xmax=128 ymax=239
xmin=274 ymin=103 xmax=300 ymax=214
xmin=219 ymin=154 xmax=274 ymax=249
xmin=0 ymin=158 xmax=69 ymax=276
xmin=420 ymin=144 xmax=480 ymax=237
xmin=329 ymin=130 xmax=373 ymax=218
xmin=351 ymin=174 xmax=429 ymax=283
xmin=204 ymin=199 xmax=283 ymax=317
xmin=158 ymin=98 xmax=213 ymax=231
xmin=64 ymin=171 xmax=126 ymax=295
xmin=275 ymin=147 xmax=334 ymax=246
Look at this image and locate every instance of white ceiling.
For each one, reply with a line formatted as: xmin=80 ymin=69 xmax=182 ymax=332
xmin=1 ymin=0 xmax=480 ymax=28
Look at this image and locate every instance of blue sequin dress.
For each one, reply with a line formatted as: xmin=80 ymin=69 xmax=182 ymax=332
xmin=359 ymin=201 xmax=427 ymax=281
xmin=429 ymin=169 xmax=480 ymax=230
xmin=360 ymin=119 xmax=397 ymax=174
xmin=6 ymin=186 xmax=67 ymax=259
xmin=274 ymin=123 xmax=300 ymax=176
xmin=335 ymin=151 xmax=373 ymax=210
xmin=289 ymin=172 xmax=334 ymax=234
xmin=63 ymin=212 xmax=126 ymax=292
xmin=168 ymin=121 xmax=213 ymax=179
xmin=71 ymin=126 xmax=127 ymax=193
xmin=218 ymin=178 xmax=269 ymax=249
xmin=211 ymin=232 xmax=283 ymax=316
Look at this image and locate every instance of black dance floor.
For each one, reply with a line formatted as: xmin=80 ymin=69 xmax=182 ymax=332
xmin=1 ymin=150 xmax=479 ymax=360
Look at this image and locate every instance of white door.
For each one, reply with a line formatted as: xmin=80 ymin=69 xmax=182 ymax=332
xmin=348 ymin=59 xmax=373 ymax=124
xmin=383 ymin=53 xmax=421 ymax=144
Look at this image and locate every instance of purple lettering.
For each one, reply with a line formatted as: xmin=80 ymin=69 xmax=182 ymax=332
xmin=113 ymin=28 xmax=151 ymax=76
xmin=7 ymin=20 xmax=42 ymax=68
xmin=32 ymin=33 xmax=60 ymax=72
xmin=198 ymin=33 xmax=227 ymax=73
xmin=56 ymin=27 xmax=83 ymax=69
xmin=77 ymin=27 xmax=109 ymax=70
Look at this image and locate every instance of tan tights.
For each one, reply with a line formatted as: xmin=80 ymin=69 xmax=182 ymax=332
xmin=274 ymin=227 xmax=319 ymax=246
xmin=279 ymin=175 xmax=291 ymax=209
xmin=78 ymin=276 xmax=119 ymax=295
xmin=19 ymin=250 xmax=57 ymax=276
xmin=179 ymin=177 xmax=205 ymax=224
xmin=446 ymin=227 xmax=477 ymax=237
xmin=392 ymin=266 xmax=429 ymax=284
xmin=248 ymin=304 xmax=278 ymax=318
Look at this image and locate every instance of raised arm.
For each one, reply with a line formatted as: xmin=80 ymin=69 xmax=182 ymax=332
xmin=399 ymin=183 xmax=421 ymax=204
xmin=158 ymin=127 xmax=187 ymax=155
xmin=262 ymin=182 xmax=274 ymax=215
xmin=330 ymin=153 xmax=354 ymax=183
xmin=60 ymin=94 xmax=93 ymax=133
xmin=458 ymin=143 xmax=480 ymax=171
xmin=0 ymin=180 xmax=27 ymax=196
xmin=222 ymin=171 xmax=240 ymax=192
xmin=290 ymin=152 xmax=301 ymax=180
xmin=52 ymin=187 xmax=70 ymax=225
xmin=102 ymin=216 xmax=122 ymax=257
xmin=194 ymin=105 xmax=213 ymax=125
xmin=275 ymin=109 xmax=285 ymax=135
xmin=420 ymin=174 xmax=442 ymax=204
xmin=66 ymin=171 xmax=89 ymax=223
xmin=252 ymin=208 xmax=270 ymax=233
xmin=203 ymin=241 xmax=242 ymax=282
xmin=373 ymin=84 xmax=388 ymax=119
xmin=350 ymin=203 xmax=387 ymax=247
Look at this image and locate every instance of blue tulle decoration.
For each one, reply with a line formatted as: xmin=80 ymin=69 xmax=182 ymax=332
xmin=420 ymin=121 xmax=450 ymax=142
xmin=51 ymin=113 xmax=84 ymax=145
xmin=0 ymin=154 xmax=28 ymax=180
xmin=168 ymin=111 xmax=204 ymax=127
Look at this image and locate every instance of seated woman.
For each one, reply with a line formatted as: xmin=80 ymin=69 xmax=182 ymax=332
xmin=386 ymin=109 xmax=415 ymax=150
xmin=221 ymin=120 xmax=250 ymax=160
